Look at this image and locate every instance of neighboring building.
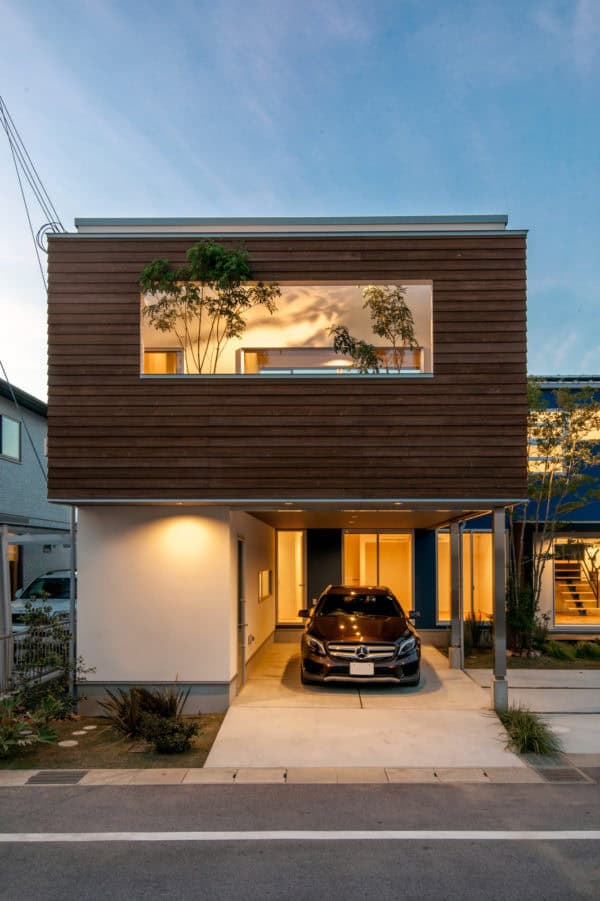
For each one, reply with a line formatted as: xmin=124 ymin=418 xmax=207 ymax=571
xmin=46 ymin=215 xmax=528 ymax=711
xmin=529 ymin=376 xmax=600 ymax=634
xmin=0 ymin=379 xmax=70 ymax=593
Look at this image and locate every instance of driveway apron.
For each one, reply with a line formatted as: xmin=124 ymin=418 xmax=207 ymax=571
xmin=205 ymin=643 xmax=525 ymax=769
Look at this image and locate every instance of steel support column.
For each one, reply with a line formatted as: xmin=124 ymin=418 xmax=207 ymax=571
xmin=492 ymin=507 xmax=509 ymax=711
xmin=448 ymin=522 xmax=463 ymax=669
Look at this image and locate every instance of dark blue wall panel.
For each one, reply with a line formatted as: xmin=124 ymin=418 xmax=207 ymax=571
xmin=307 ymin=529 xmax=342 ymax=602
xmin=414 ymin=529 xmax=437 ymax=628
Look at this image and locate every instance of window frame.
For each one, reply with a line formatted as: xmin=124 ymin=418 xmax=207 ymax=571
xmin=0 ymin=413 xmax=21 ymax=463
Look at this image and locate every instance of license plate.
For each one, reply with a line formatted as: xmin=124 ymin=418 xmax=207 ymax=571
xmin=349 ymin=661 xmax=375 ymax=676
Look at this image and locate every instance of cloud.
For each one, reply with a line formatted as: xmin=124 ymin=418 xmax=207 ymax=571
xmin=534 ymin=0 xmax=600 ymax=73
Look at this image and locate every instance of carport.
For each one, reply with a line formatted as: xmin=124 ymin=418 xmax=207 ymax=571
xmin=248 ymin=503 xmax=509 ymax=711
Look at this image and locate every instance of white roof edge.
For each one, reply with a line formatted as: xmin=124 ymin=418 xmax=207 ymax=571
xmin=73 ymin=215 xmax=512 ymax=236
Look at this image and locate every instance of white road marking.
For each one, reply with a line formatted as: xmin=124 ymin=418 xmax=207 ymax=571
xmin=0 ymin=831 xmax=599 ymax=843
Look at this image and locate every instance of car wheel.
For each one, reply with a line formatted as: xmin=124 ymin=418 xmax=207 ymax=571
xmin=300 ymin=665 xmax=308 ymax=685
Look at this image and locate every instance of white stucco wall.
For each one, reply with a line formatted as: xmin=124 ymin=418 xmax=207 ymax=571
xmin=230 ymin=511 xmax=275 ymax=664
xmin=77 ymin=506 xmax=233 ymax=683
xmin=536 ymin=537 xmax=554 ymax=624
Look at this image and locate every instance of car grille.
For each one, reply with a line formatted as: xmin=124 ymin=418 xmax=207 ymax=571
xmin=327 ymin=642 xmax=397 ymax=661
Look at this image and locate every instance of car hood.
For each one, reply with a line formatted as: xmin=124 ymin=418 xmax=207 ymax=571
xmin=308 ymin=615 xmax=412 ymax=643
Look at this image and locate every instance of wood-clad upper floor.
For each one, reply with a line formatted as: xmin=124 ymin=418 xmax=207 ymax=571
xmin=46 ymin=218 xmax=528 ymax=503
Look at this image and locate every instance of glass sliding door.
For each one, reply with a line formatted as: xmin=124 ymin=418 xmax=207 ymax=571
xmin=276 ymin=530 xmax=305 ymax=624
xmin=343 ymin=531 xmax=413 ymax=610
xmin=436 ymin=531 xmax=493 ymax=623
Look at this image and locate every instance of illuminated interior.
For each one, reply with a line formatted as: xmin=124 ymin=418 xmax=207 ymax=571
xmin=437 ymin=531 xmax=493 ymax=623
xmin=553 ymin=537 xmax=600 ymax=625
xmin=343 ymin=531 xmax=413 ymax=610
xmin=141 ymin=283 xmax=433 ymax=376
xmin=277 ymin=530 xmax=305 ymax=624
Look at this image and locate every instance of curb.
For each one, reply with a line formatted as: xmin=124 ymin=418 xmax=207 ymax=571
xmin=0 ymin=765 xmax=562 ymax=786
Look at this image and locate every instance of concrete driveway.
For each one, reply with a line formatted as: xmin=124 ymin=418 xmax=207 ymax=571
xmin=205 ymin=642 xmax=524 ymax=769
xmin=467 ymin=668 xmax=600 ymax=755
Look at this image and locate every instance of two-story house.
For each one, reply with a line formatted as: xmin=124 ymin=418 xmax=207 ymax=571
xmin=529 ymin=376 xmax=600 ymax=634
xmin=46 ymin=215 xmax=528 ymax=711
xmin=1 ymin=379 xmax=70 ymax=593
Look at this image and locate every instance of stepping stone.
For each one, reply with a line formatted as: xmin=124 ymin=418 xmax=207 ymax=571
xmin=82 ymin=726 xmax=97 ymax=731
xmin=58 ymin=740 xmax=79 ymax=748
xmin=72 ymin=730 xmax=87 ymax=736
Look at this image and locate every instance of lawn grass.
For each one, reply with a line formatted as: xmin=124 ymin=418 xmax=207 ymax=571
xmin=0 ymin=714 xmax=224 ymax=770
xmin=448 ymin=648 xmax=600 ymax=669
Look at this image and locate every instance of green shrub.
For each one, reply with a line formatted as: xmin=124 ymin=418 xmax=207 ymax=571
xmin=574 ymin=641 xmax=600 ymax=660
xmin=138 ymin=685 xmax=190 ymax=719
xmin=140 ymin=714 xmax=198 ymax=754
xmin=99 ymin=685 xmax=191 ymax=737
xmin=499 ymin=706 xmax=563 ymax=755
xmin=11 ymin=597 xmax=93 ymax=715
xmin=544 ymin=640 xmax=576 ymax=661
xmin=0 ymin=698 xmax=57 ymax=760
xmin=531 ymin=613 xmax=550 ymax=651
xmin=99 ymin=688 xmax=146 ymax=737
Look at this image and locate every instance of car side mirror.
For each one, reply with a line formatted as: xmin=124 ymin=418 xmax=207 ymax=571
xmin=409 ymin=609 xmax=420 ymax=621
xmin=298 ymin=609 xmax=310 ymax=618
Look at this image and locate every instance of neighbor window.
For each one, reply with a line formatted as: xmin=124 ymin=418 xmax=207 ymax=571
xmin=0 ymin=414 xmax=20 ymax=461
xmin=141 ymin=282 xmax=433 ymax=377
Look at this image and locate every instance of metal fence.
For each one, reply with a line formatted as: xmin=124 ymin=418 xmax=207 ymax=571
xmin=1 ymin=626 xmax=69 ymax=689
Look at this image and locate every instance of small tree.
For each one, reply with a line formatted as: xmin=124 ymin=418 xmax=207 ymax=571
xmin=140 ymin=241 xmax=280 ymax=374
xmin=329 ymin=325 xmax=381 ymax=373
xmin=330 ymin=284 xmax=417 ymax=373
xmin=507 ymin=379 xmax=600 ymax=648
xmin=362 ymin=285 xmax=418 ymax=371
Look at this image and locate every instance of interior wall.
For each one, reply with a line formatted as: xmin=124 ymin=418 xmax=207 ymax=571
xmin=230 ymin=511 xmax=275 ymax=663
xmin=77 ymin=506 xmax=233 ymax=683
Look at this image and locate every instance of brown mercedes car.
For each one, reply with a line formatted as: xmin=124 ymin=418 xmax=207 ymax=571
xmin=299 ymin=585 xmax=421 ymax=686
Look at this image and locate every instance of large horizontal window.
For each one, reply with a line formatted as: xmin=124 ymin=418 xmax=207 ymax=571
xmin=0 ymin=413 xmax=21 ymax=461
xmin=553 ymin=537 xmax=600 ymax=626
xmin=141 ymin=283 xmax=433 ymax=377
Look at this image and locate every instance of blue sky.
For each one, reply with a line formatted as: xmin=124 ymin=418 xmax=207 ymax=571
xmin=1 ymin=0 xmax=599 ymax=399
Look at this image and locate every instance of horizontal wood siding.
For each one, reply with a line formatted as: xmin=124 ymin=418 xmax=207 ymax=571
xmin=47 ymin=234 xmax=528 ymax=501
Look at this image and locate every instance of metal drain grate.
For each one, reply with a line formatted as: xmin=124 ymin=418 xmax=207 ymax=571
xmin=537 ymin=767 xmax=591 ymax=784
xmin=27 ymin=770 xmax=87 ymax=785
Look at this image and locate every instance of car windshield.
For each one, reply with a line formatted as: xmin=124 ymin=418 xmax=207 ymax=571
xmin=19 ymin=577 xmax=69 ymax=600
xmin=317 ymin=593 xmax=403 ymax=618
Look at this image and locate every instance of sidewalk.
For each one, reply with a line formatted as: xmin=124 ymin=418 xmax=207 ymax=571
xmin=2 ymin=757 xmax=600 ymax=785
xmin=466 ymin=668 xmax=600 ymax=754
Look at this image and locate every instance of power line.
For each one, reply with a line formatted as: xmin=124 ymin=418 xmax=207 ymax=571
xmin=0 ymin=96 xmax=63 ymax=484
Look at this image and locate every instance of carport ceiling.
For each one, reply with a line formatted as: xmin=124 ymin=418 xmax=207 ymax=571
xmin=249 ymin=508 xmax=489 ymax=530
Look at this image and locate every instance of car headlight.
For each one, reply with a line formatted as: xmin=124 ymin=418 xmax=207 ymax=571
xmin=396 ymin=636 xmax=417 ymax=656
xmin=306 ymin=636 xmax=327 ymax=656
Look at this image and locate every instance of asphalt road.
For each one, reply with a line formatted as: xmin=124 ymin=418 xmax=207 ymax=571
xmin=1 ymin=783 xmax=600 ymax=900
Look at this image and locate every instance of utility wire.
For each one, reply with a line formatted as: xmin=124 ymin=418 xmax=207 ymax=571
xmin=0 ymin=97 xmax=64 ymax=228
xmin=2 ymin=112 xmax=48 ymax=288
xmin=0 ymin=95 xmax=63 ymax=484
